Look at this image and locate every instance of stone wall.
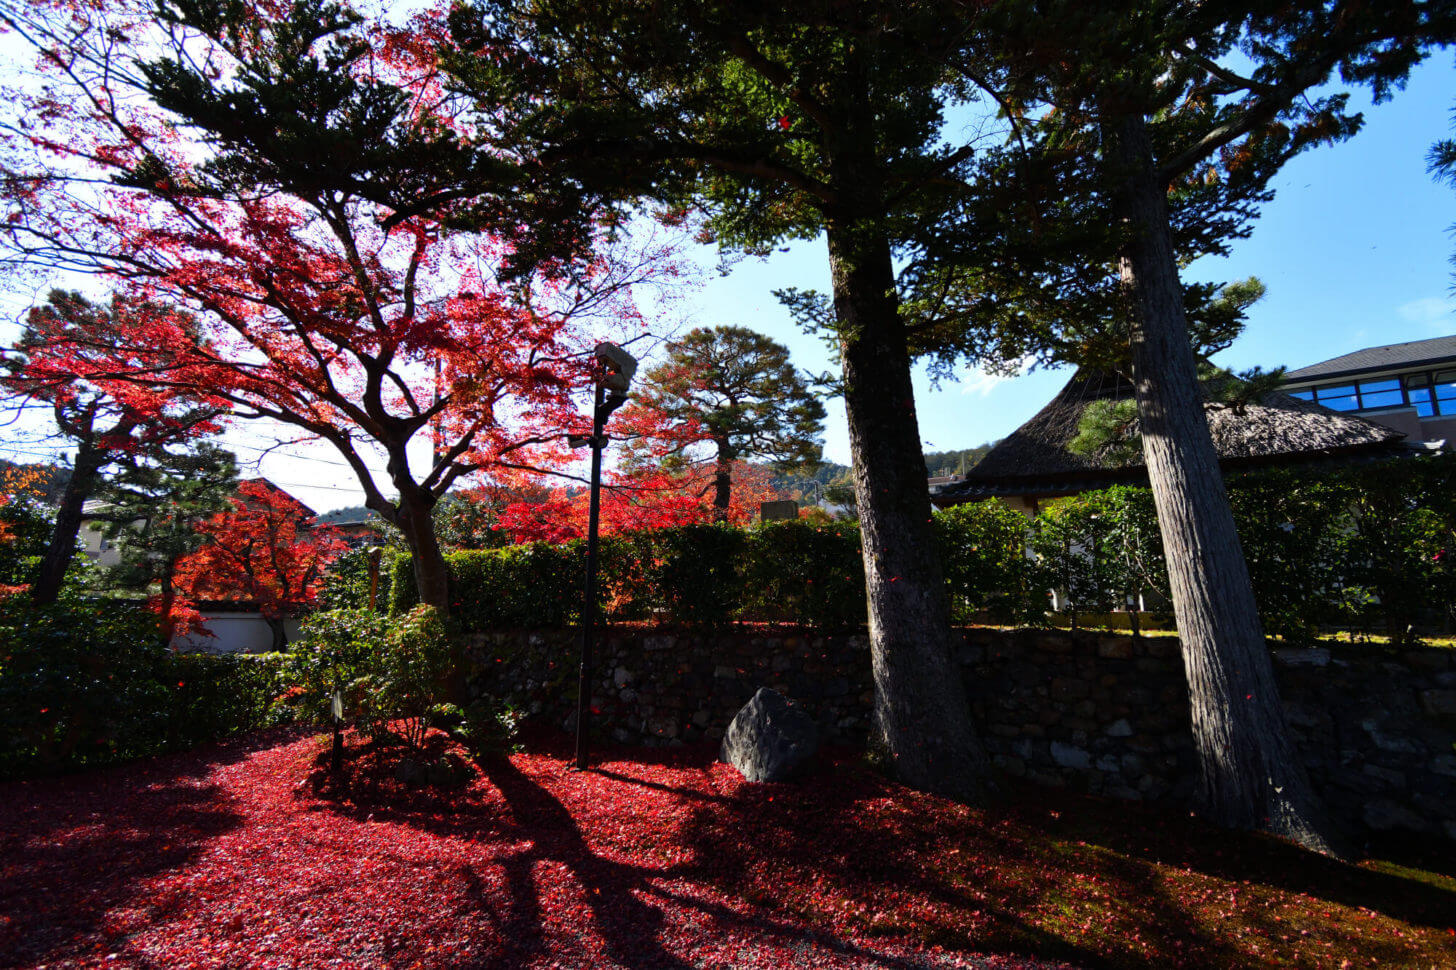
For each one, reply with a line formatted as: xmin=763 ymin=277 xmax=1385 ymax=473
xmin=463 ymin=626 xmax=1456 ymax=841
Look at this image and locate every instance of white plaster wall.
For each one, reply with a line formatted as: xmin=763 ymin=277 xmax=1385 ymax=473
xmin=170 ymin=611 xmax=302 ymax=654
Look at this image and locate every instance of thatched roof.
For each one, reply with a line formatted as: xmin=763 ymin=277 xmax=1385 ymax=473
xmin=932 ymin=370 xmax=1408 ymax=505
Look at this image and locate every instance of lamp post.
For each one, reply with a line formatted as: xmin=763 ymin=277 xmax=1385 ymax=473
xmin=570 ymin=343 xmax=636 ymax=771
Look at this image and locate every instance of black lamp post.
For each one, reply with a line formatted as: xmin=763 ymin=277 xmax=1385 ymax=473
xmin=570 ymin=342 xmax=636 ymax=770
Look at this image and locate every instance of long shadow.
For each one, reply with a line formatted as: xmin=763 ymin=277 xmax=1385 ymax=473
xmin=464 ymin=752 xmax=1012 ymax=970
xmin=0 ymin=733 xmax=267 ymax=968
xmin=471 ymin=753 xmax=695 ymax=969
xmin=665 ymin=759 xmax=1456 ymax=970
xmin=1011 ymin=781 xmax=1456 ymax=931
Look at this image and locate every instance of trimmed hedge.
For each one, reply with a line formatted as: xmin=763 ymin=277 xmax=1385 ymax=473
xmin=390 ymin=521 xmax=867 ymax=631
xmin=382 ymin=454 xmax=1456 ymax=643
xmin=0 ymin=596 xmax=294 ymax=778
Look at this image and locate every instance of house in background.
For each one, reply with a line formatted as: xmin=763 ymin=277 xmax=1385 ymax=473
xmin=314 ymin=505 xmax=383 ymax=547
xmin=1280 ymin=334 xmax=1456 ymax=445
xmin=931 ymin=369 xmax=1412 ymax=514
xmin=78 ymin=477 xmax=321 ymax=653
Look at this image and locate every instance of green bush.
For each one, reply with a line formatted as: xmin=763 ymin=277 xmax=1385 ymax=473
xmin=377 ymin=454 xmax=1456 ymax=641
xmin=1225 ymin=469 xmax=1341 ymax=644
xmin=357 ymin=605 xmax=453 ymax=752
xmin=641 ymin=525 xmax=748 ymax=626
xmin=0 ymin=595 xmax=293 ymax=778
xmin=742 ymin=521 xmax=865 ymax=628
xmin=1324 ymin=456 xmax=1456 ymax=643
xmin=287 ymin=607 xmax=391 ymax=724
xmin=936 ymin=499 xmax=1041 ymax=624
xmin=318 ymin=545 xmax=401 ymax=612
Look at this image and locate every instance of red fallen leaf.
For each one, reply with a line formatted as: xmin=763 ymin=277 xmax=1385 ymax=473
xmin=777 ymin=116 xmax=791 ymax=130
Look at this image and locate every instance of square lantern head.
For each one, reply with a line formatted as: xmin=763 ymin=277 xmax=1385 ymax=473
xmin=595 ymin=342 xmax=637 ymax=393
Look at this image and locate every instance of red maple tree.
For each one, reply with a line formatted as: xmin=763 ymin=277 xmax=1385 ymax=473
xmin=495 ymin=462 xmax=783 ymax=544
xmin=1 ymin=292 xmax=224 ymax=604
xmin=172 ymin=481 xmax=347 ymax=650
xmin=0 ymin=1 xmax=675 ymax=615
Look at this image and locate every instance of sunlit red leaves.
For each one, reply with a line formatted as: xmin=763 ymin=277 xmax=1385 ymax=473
xmin=170 ymin=481 xmax=346 ymax=623
xmin=494 ymin=462 xmax=785 ymax=544
xmin=3 ymin=730 xmax=1450 ymax=970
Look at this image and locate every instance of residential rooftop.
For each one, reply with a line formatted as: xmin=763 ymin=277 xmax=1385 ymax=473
xmin=1283 ymin=334 xmax=1456 ymax=383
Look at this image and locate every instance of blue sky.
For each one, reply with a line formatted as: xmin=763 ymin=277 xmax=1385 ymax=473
xmin=676 ymin=56 xmax=1456 ymax=469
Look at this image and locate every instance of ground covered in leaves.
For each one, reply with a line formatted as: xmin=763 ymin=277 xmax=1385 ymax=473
xmin=1 ymin=729 xmax=1453 ymax=969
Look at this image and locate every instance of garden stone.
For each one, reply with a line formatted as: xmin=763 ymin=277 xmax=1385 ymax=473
xmin=1050 ymin=742 xmax=1090 ymax=770
xmin=1104 ymin=718 xmax=1133 ymax=737
xmin=1363 ymin=799 xmax=1428 ymax=833
xmin=720 ymin=687 xmax=818 ymax=783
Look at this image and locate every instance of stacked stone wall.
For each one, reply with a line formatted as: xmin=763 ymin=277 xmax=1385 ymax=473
xmin=463 ymin=627 xmax=1456 ymax=840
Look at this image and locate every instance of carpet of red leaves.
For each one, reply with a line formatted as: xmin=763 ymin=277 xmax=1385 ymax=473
xmin=0 ymin=728 xmax=1452 ymax=970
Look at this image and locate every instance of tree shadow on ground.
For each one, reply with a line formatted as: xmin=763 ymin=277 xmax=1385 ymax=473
xmin=650 ymin=749 xmax=1455 ymax=970
xmin=0 ymin=729 xmax=295 ymax=967
xmin=463 ymin=751 xmax=994 ymax=970
xmin=1014 ymin=781 xmax=1456 ymax=930
xmin=306 ymin=730 xmax=1020 ymax=969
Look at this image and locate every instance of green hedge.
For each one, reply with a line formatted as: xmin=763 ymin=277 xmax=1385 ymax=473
xmin=390 ymin=521 xmax=867 ymax=631
xmin=1021 ymin=454 xmax=1456 ymax=644
xmin=0 ymin=596 xmax=294 ymax=778
xmin=380 ymin=454 xmax=1456 ymax=643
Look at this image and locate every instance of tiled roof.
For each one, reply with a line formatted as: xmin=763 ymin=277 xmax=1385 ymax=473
xmin=1284 ymin=335 xmax=1456 ymax=382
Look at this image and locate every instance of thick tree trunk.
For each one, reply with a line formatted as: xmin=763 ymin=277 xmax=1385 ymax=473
xmin=394 ymin=492 xmax=450 ymax=616
xmin=826 ymin=217 xmax=989 ymax=801
xmin=32 ymin=436 xmax=106 ymax=606
xmin=1105 ymin=112 xmax=1339 ymax=854
xmin=263 ymin=614 xmax=288 ymax=653
xmin=711 ymin=440 xmax=732 ymax=523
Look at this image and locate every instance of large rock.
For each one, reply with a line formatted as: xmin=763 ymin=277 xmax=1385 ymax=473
xmin=720 ymin=687 xmax=818 ymax=783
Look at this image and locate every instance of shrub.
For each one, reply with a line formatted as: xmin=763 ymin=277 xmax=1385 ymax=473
xmin=357 ymin=605 xmax=453 ymax=752
xmin=639 ymin=525 xmax=748 ymax=626
xmin=318 ymin=546 xmax=401 ymax=612
xmin=935 ymin=499 xmax=1042 ymax=624
xmin=0 ymin=595 xmax=293 ymax=778
xmin=742 ymin=521 xmax=865 ymax=628
xmin=287 ymin=607 xmax=391 ymax=724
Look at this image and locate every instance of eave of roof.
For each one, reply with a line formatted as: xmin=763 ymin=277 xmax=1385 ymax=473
xmin=1283 ymin=334 xmax=1456 ymax=383
xmin=934 ymin=369 xmax=1407 ymax=505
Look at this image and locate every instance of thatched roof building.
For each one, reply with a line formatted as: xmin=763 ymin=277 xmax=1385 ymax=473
xmin=931 ymin=370 xmax=1412 ymax=509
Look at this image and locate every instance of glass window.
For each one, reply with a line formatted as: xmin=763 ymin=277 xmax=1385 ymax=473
xmin=1408 ymin=385 xmax=1435 ymax=417
xmin=1319 ymin=394 xmax=1359 ymax=412
xmin=1416 ymin=399 xmax=1436 ymax=417
xmin=1288 ymin=389 xmax=1314 ymax=401
xmin=1315 ymin=384 xmax=1356 ymax=400
xmin=1358 ymin=378 xmax=1401 ymax=394
xmin=1404 ymin=373 xmax=1430 ymax=389
xmin=1359 ymin=389 xmax=1405 ymax=409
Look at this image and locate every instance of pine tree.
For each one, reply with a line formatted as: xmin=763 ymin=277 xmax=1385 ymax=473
xmin=623 ymin=326 xmax=825 ymax=520
xmin=937 ymin=0 xmax=1456 ymax=851
xmin=442 ymin=0 xmax=1007 ymax=797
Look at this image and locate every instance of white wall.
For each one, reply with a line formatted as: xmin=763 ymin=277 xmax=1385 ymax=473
xmin=170 ymin=610 xmax=302 ymax=654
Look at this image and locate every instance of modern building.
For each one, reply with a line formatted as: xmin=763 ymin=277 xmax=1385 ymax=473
xmin=1280 ymin=334 xmax=1456 ymax=445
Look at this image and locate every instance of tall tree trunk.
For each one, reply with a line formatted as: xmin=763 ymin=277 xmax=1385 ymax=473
xmin=263 ymin=613 xmax=288 ymax=652
xmin=32 ymin=435 xmax=106 ymax=606
xmin=827 ymin=216 xmax=989 ymax=801
xmin=1104 ymin=111 xmax=1338 ymax=854
xmin=711 ymin=439 xmax=732 ymax=523
xmin=394 ymin=492 xmax=450 ymax=617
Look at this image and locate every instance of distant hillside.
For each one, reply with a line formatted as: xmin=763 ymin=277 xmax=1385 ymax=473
xmin=924 ymin=444 xmax=995 ymax=478
xmin=771 ymin=444 xmax=996 ymax=504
